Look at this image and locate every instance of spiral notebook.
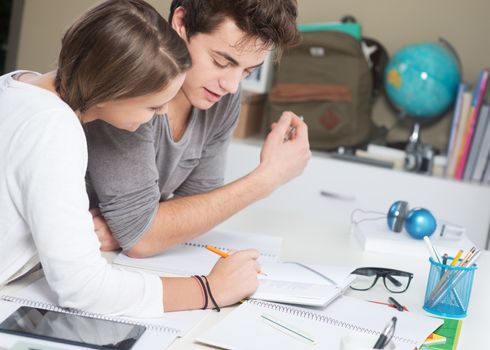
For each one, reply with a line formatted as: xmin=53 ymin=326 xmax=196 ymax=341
xmin=197 ymin=297 xmax=443 ymax=350
xmin=113 ymin=229 xmax=283 ymax=276
xmin=0 ymin=278 xmax=208 ymax=350
xmin=113 ymin=229 xmax=354 ymax=307
xmin=253 ymin=262 xmax=356 ymax=307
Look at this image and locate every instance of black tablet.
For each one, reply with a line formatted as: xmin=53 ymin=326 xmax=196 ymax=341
xmin=0 ymin=306 xmax=146 ymax=350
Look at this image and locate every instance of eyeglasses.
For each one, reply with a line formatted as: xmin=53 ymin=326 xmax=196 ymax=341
xmin=350 ymin=267 xmax=413 ymax=293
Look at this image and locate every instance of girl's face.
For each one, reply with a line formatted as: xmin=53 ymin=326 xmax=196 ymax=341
xmin=90 ymin=73 xmax=186 ymax=132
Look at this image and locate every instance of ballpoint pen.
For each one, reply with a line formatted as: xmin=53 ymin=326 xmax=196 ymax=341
xmin=373 ymin=317 xmax=397 ymax=349
xmin=206 ymin=245 xmax=268 ymax=276
xmin=283 ymin=115 xmax=304 ymax=142
xmin=260 ymin=313 xmax=316 ymax=344
xmin=319 ymin=190 xmax=356 ymax=202
xmin=388 ymin=296 xmax=406 ymax=312
xmin=368 ymin=300 xmax=409 ymax=312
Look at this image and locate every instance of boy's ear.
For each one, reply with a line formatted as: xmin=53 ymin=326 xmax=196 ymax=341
xmin=170 ymin=6 xmax=188 ymax=41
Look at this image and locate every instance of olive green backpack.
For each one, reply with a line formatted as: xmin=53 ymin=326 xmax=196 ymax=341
xmin=264 ymin=30 xmax=376 ymax=151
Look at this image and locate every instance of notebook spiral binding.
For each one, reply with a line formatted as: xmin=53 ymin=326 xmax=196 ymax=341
xmin=182 ymin=242 xmax=277 ymax=258
xmin=1 ymin=295 xmax=180 ymax=335
xmin=249 ymin=299 xmax=417 ymax=345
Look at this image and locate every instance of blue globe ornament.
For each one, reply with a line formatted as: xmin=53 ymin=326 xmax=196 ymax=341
xmin=384 ymin=42 xmax=461 ymax=118
xmin=404 ymin=208 xmax=437 ymax=239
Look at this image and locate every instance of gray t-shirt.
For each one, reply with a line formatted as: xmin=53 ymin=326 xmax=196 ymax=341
xmin=85 ymin=92 xmax=241 ymax=250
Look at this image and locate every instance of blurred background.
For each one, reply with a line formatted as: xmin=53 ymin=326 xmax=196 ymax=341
xmin=2 ymin=0 xmax=489 ymax=153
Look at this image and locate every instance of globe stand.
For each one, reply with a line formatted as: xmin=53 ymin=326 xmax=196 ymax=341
xmin=404 ymin=122 xmax=435 ymax=175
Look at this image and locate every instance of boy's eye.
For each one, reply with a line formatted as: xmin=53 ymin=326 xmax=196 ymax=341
xmin=244 ymin=68 xmax=254 ymax=77
xmin=213 ymin=59 xmax=228 ymax=69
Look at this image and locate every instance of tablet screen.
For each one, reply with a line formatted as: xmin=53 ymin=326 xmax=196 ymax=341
xmin=0 ymin=306 xmax=146 ymax=350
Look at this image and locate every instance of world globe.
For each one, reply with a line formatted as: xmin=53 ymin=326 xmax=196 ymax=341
xmin=384 ymin=42 xmax=461 ymax=119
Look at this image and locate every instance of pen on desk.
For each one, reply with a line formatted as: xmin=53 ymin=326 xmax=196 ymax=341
xmin=283 ymin=115 xmax=304 ymax=142
xmin=205 ymin=245 xmax=268 ymax=276
xmin=373 ymin=317 xmax=397 ymax=349
xmin=388 ymin=296 xmax=406 ymax=312
xmin=368 ymin=300 xmax=409 ymax=312
xmin=319 ymin=190 xmax=356 ymax=202
xmin=261 ymin=313 xmax=316 ymax=344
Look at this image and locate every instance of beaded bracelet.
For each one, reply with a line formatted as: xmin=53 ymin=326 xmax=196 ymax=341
xmin=192 ymin=275 xmax=208 ymax=310
xmin=202 ymin=275 xmax=220 ymax=312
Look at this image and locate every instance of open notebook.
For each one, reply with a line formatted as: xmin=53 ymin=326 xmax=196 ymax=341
xmin=254 ymin=262 xmax=355 ymax=307
xmin=113 ymin=229 xmax=355 ymax=307
xmin=197 ymin=297 xmax=443 ymax=350
xmin=0 ymin=277 xmax=208 ymax=350
xmin=113 ymin=229 xmax=283 ymax=276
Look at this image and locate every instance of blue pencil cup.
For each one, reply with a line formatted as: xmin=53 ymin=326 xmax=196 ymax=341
xmin=423 ymin=257 xmax=477 ymax=318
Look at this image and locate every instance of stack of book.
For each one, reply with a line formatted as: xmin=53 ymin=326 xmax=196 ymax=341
xmin=445 ymin=68 xmax=490 ymax=184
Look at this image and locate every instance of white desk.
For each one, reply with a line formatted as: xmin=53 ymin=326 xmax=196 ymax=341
xmin=2 ymin=141 xmax=489 ymax=349
xmin=169 ymin=141 xmax=490 ymax=349
xmin=163 ymin=206 xmax=490 ymax=349
xmin=225 ymin=140 xmax=490 ymax=250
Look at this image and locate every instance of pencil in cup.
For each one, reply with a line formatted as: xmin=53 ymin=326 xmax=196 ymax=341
xmin=449 ymin=249 xmax=463 ymax=267
xmin=205 ymin=245 xmax=268 ymax=276
xmin=429 ymin=247 xmax=476 ymax=303
xmin=431 ymin=251 xmax=479 ymax=304
xmin=423 ymin=256 xmax=478 ymax=318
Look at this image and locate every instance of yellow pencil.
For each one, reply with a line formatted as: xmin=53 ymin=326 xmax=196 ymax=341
xmin=450 ymin=250 xmax=463 ymax=266
xmin=206 ymin=245 xmax=229 ymax=258
xmin=205 ymin=245 xmax=268 ymax=276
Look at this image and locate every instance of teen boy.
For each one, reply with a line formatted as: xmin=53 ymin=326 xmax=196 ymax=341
xmin=85 ymin=0 xmax=310 ymax=257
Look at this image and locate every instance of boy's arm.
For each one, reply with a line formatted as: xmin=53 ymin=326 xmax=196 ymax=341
xmin=126 ymin=113 xmax=310 ymax=257
xmin=85 ymin=118 xmax=162 ymax=251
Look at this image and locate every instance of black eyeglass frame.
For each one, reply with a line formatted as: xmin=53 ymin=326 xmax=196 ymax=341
xmin=350 ymin=267 xmax=414 ymax=293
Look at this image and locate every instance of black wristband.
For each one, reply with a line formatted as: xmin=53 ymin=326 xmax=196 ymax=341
xmin=193 ymin=275 xmax=208 ymax=310
xmin=202 ymin=275 xmax=220 ymax=312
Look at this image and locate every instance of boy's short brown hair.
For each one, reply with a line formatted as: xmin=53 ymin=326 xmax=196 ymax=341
xmin=169 ymin=0 xmax=300 ymax=57
xmin=56 ymin=0 xmax=191 ymax=113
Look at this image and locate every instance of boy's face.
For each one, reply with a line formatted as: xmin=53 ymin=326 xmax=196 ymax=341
xmin=177 ymin=17 xmax=270 ymax=110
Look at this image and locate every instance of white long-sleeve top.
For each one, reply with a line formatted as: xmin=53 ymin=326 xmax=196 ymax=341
xmin=0 ymin=72 xmax=163 ymax=317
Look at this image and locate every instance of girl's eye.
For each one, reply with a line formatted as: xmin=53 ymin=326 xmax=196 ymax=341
xmin=150 ymin=106 xmax=164 ymax=114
